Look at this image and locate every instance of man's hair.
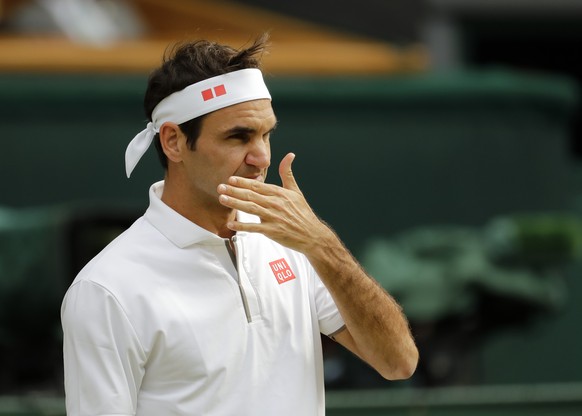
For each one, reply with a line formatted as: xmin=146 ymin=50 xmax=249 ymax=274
xmin=144 ymin=33 xmax=270 ymax=170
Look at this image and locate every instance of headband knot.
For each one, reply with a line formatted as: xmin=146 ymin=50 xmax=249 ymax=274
xmin=125 ymin=68 xmax=271 ymax=177
xmin=125 ymin=122 xmax=156 ymax=178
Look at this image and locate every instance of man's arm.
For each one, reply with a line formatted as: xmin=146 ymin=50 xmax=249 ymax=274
xmin=217 ymin=153 xmax=418 ymax=380
xmin=61 ymin=280 xmax=145 ymax=414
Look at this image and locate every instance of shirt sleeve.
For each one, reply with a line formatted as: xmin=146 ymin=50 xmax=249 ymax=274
xmin=61 ymin=279 xmax=146 ymax=416
xmin=312 ymin=271 xmax=345 ymax=337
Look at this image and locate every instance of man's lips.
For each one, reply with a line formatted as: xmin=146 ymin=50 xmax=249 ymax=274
xmin=243 ymin=174 xmax=264 ymax=182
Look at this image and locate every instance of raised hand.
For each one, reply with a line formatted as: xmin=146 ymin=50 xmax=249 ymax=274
xmin=219 ymin=153 xmax=419 ymax=380
xmin=217 ymin=152 xmax=334 ymax=253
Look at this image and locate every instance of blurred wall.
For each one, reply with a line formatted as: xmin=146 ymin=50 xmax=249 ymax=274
xmin=0 ymin=69 xmax=580 ymax=392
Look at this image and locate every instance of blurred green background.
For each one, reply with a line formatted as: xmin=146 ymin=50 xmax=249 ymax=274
xmin=1 ymin=0 xmax=582 ymax=415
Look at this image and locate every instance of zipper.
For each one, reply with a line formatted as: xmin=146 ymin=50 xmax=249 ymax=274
xmin=225 ymin=237 xmax=252 ymax=323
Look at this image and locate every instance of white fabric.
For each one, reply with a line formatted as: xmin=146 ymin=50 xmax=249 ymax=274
xmin=61 ymin=181 xmax=344 ymax=416
xmin=125 ymin=68 xmax=271 ymax=178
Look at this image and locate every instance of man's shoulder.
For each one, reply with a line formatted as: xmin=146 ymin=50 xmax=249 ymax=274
xmin=71 ymin=216 xmax=158 ymax=287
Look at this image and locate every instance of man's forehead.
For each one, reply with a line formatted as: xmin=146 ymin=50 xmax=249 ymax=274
xmin=205 ymin=99 xmax=276 ymax=130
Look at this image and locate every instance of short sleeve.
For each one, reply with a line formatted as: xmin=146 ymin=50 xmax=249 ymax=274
xmin=312 ymin=272 xmax=345 ymax=336
xmin=61 ymin=280 xmax=146 ymax=416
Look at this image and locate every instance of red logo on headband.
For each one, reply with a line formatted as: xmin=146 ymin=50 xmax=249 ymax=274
xmin=201 ymin=84 xmax=227 ymax=101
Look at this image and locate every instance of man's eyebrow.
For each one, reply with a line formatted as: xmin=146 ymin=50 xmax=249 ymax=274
xmin=223 ymin=121 xmax=278 ymax=136
xmin=224 ymin=126 xmax=256 ymax=136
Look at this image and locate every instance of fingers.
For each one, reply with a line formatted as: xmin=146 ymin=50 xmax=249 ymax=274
xmin=218 ymin=180 xmax=279 ymax=210
xmin=216 ymin=153 xmax=302 ymax=233
xmin=223 ymin=176 xmax=280 ymax=196
xmin=218 ymin=192 xmax=270 ymax=218
xmin=279 ymin=153 xmax=299 ymax=191
xmin=225 ymin=219 xmax=262 ymax=233
xmin=217 ymin=180 xmax=279 ymax=216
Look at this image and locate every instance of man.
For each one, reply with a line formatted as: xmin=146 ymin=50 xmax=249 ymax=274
xmin=61 ymin=34 xmax=418 ymax=415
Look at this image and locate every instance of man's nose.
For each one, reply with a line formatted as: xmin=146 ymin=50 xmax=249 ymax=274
xmin=246 ymin=139 xmax=271 ymax=169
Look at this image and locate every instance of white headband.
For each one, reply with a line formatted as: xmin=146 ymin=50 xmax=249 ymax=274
xmin=125 ymin=68 xmax=271 ymax=177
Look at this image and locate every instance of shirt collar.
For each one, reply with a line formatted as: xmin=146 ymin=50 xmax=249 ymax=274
xmin=144 ymin=181 xmax=260 ymax=248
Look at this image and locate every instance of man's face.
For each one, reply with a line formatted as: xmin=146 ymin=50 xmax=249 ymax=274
xmin=179 ymin=98 xmax=277 ymax=209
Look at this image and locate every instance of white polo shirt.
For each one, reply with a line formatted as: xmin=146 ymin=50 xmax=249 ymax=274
xmin=61 ymin=181 xmax=345 ymax=416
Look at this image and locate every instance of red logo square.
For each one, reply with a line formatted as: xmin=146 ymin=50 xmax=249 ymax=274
xmin=269 ymin=258 xmax=296 ymax=284
xmin=214 ymin=84 xmax=227 ymax=97
xmin=201 ymin=88 xmax=214 ymax=101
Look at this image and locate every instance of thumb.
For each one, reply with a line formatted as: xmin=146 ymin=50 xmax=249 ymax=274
xmin=279 ymin=152 xmax=299 ymax=191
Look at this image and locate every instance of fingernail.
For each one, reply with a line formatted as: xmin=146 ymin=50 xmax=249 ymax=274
xmin=219 ymin=195 xmax=228 ymax=203
xmin=217 ymin=184 xmax=227 ymax=193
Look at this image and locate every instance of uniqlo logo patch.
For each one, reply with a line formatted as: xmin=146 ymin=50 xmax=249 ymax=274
xmin=269 ymin=258 xmax=296 ymax=284
xmin=201 ymin=84 xmax=227 ymax=101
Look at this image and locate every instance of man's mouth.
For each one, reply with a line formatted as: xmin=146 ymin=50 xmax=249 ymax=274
xmin=244 ymin=173 xmax=264 ymax=182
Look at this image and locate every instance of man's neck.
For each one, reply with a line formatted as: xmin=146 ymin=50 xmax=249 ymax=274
xmin=161 ymin=178 xmax=236 ymax=239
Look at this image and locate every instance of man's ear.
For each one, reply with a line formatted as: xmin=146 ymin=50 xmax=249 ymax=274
xmin=159 ymin=122 xmax=184 ymax=163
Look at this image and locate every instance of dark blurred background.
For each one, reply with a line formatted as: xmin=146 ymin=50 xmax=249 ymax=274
xmin=0 ymin=0 xmax=581 ymax=414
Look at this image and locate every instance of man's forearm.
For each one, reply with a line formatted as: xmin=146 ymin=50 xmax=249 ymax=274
xmin=215 ymin=156 xmax=418 ymax=379
xmin=306 ymin=228 xmax=418 ymax=380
